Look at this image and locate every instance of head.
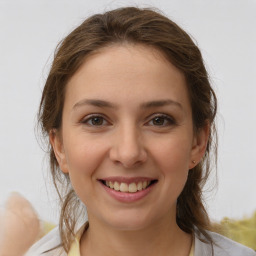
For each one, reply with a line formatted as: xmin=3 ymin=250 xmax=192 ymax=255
xmin=38 ymin=7 xmax=217 ymax=252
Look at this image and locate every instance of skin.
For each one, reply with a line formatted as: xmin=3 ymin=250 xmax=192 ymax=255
xmin=51 ymin=44 xmax=209 ymax=256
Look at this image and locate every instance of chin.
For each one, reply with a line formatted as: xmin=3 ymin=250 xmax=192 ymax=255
xmin=100 ymin=209 xmax=159 ymax=231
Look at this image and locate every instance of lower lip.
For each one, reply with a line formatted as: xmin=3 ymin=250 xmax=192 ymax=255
xmin=100 ymin=182 xmax=156 ymax=203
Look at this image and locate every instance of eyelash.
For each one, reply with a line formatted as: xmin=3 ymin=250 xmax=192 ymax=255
xmin=81 ymin=114 xmax=110 ymax=126
xmin=146 ymin=114 xmax=176 ymax=127
xmin=80 ymin=113 xmax=176 ymax=127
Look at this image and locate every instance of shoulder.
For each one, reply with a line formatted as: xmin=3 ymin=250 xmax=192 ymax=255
xmin=195 ymin=230 xmax=256 ymax=256
xmin=24 ymin=226 xmax=66 ymax=256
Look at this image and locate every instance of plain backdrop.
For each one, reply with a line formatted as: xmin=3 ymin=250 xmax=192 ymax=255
xmin=0 ymin=0 xmax=255 ymax=224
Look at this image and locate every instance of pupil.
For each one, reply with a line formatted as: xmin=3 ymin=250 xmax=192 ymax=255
xmin=92 ymin=117 xmax=103 ymax=125
xmin=153 ymin=117 xmax=164 ymax=125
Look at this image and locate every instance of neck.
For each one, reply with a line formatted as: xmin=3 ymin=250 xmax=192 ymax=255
xmin=80 ymin=215 xmax=192 ymax=256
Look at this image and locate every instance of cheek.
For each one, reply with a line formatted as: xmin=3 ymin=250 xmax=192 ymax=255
xmin=63 ymin=139 xmax=108 ymax=206
xmin=151 ymin=135 xmax=192 ymax=173
xmin=63 ymin=136 xmax=108 ymax=195
xmin=65 ymin=135 xmax=105 ymax=171
xmin=150 ymin=136 xmax=192 ymax=196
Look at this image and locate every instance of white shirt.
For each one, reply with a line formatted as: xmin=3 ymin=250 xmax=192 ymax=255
xmin=25 ymin=225 xmax=256 ymax=256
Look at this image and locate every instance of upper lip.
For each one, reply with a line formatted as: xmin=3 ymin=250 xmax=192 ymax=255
xmin=98 ymin=176 xmax=157 ymax=184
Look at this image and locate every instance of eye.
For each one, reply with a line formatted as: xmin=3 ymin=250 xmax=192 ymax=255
xmin=147 ymin=114 xmax=176 ymax=127
xmin=81 ymin=115 xmax=109 ymax=126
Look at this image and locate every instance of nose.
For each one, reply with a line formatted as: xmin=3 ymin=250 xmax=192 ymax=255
xmin=109 ymin=124 xmax=147 ymax=168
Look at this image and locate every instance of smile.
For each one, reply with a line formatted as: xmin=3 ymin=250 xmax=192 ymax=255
xmin=102 ymin=180 xmax=154 ymax=193
xmin=99 ymin=177 xmax=158 ymax=202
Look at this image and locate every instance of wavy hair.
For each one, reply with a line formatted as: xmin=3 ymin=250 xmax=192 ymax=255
xmin=38 ymin=7 xmax=217 ymax=252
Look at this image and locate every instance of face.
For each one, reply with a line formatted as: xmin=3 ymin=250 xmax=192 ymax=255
xmin=51 ymin=44 xmax=208 ymax=231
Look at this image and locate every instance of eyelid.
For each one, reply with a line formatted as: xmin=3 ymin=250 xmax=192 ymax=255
xmin=145 ymin=113 xmax=176 ymax=126
xmin=79 ymin=112 xmax=176 ymax=127
xmin=80 ymin=113 xmax=111 ymax=126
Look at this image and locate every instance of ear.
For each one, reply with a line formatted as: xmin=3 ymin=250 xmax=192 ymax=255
xmin=49 ymin=129 xmax=69 ymax=174
xmin=189 ymin=122 xmax=210 ymax=169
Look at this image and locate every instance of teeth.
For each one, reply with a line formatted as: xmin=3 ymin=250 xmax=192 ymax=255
xmin=129 ymin=183 xmax=137 ymax=193
xmin=114 ymin=181 xmax=120 ymax=191
xmin=109 ymin=181 xmax=114 ymax=188
xmin=142 ymin=181 xmax=147 ymax=189
xmin=137 ymin=181 xmax=142 ymax=191
xmin=120 ymin=182 xmax=129 ymax=192
xmin=104 ymin=180 xmax=153 ymax=193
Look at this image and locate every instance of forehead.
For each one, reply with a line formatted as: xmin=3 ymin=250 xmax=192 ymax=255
xmin=64 ymin=44 xmax=190 ymax=112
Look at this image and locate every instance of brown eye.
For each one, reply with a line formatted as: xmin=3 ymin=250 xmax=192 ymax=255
xmin=90 ymin=117 xmax=104 ymax=126
xmin=152 ymin=116 xmax=166 ymax=126
xmin=147 ymin=114 xmax=176 ymax=127
xmin=82 ymin=115 xmax=108 ymax=126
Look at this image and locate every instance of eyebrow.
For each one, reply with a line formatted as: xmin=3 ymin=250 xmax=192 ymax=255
xmin=73 ymin=99 xmax=117 ymax=110
xmin=72 ymin=99 xmax=183 ymax=110
xmin=140 ymin=99 xmax=183 ymax=109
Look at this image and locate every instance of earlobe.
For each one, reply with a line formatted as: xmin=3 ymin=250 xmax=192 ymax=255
xmin=49 ymin=129 xmax=69 ymax=173
xmin=189 ymin=123 xmax=210 ymax=169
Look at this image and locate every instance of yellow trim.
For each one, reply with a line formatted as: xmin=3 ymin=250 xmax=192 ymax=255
xmin=189 ymin=236 xmax=195 ymax=256
xmin=68 ymin=236 xmax=80 ymax=256
xmin=68 ymin=223 xmax=88 ymax=256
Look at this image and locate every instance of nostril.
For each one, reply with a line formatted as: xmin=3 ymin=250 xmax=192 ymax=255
xmin=109 ymin=139 xmax=147 ymax=168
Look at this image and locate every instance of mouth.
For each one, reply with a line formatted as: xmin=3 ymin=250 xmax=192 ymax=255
xmin=99 ymin=179 xmax=158 ymax=193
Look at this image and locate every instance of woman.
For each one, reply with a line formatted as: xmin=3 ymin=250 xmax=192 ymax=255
xmin=26 ymin=7 xmax=255 ymax=256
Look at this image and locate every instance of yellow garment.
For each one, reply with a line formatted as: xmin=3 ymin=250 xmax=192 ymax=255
xmin=68 ymin=223 xmax=195 ymax=256
xmin=189 ymin=236 xmax=195 ymax=256
xmin=68 ymin=236 xmax=80 ymax=256
xmin=68 ymin=223 xmax=88 ymax=256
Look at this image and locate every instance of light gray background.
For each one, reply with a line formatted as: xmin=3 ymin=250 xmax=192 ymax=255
xmin=0 ymin=0 xmax=255 ymax=224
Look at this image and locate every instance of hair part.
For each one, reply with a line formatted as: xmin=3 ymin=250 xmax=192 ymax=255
xmin=38 ymin=7 xmax=217 ymax=252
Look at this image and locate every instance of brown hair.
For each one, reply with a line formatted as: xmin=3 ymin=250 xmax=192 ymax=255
xmin=38 ymin=7 xmax=217 ymax=252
